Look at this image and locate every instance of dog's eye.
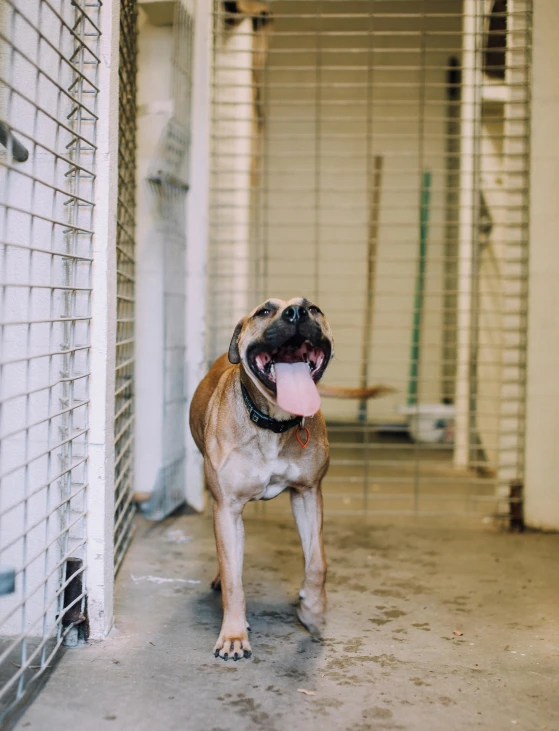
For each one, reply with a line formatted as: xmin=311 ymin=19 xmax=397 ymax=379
xmin=255 ymin=308 xmax=271 ymax=317
xmin=309 ymin=306 xmax=322 ymax=315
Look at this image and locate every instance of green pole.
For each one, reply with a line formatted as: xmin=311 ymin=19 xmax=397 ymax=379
xmin=408 ymin=170 xmax=431 ymax=406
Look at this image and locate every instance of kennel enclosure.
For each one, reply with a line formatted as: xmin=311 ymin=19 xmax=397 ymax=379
xmin=208 ymin=0 xmax=531 ymax=518
xmin=0 ymin=0 xmax=144 ymax=720
xmin=0 ymin=0 xmax=103 ymax=720
xmin=0 ymin=0 xmax=546 ymax=722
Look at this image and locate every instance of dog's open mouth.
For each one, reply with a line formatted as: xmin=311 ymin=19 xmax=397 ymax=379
xmin=248 ymin=335 xmax=329 ymax=392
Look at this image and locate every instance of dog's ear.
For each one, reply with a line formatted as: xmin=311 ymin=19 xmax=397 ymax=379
xmin=228 ymin=319 xmax=245 ymax=364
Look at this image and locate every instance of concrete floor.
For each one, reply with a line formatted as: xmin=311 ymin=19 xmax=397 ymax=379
xmin=15 ymin=512 xmax=559 ymax=731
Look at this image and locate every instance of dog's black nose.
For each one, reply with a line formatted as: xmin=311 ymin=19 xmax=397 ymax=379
xmin=282 ymin=305 xmax=308 ymax=324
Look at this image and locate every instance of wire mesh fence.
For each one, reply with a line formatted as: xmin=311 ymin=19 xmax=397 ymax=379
xmin=0 ymin=0 xmax=101 ymax=720
xmin=209 ymin=0 xmax=531 ymax=518
xmin=114 ymin=0 xmax=138 ymax=576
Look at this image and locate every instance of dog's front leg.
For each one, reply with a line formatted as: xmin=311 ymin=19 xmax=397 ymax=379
xmin=212 ymin=499 xmax=252 ymax=660
xmin=290 ymin=486 xmax=327 ymax=637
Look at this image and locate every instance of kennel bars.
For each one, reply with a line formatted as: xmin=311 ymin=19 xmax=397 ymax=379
xmin=208 ymin=0 xmax=532 ymax=518
xmin=0 ymin=0 xmax=129 ymax=721
xmin=114 ymin=0 xmax=138 ymax=575
xmin=0 ymin=0 xmax=101 ymax=720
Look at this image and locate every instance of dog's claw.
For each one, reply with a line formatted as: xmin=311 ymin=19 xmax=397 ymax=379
xmin=214 ymin=633 xmax=252 ymax=660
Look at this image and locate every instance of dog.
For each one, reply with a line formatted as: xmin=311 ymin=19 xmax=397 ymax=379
xmin=190 ymin=297 xmax=389 ymax=660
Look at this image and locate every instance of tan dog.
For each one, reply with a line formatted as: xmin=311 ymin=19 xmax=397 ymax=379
xmin=190 ymin=297 xmax=388 ymax=660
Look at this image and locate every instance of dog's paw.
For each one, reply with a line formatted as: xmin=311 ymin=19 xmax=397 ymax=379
xmin=297 ymin=600 xmax=326 ymax=639
xmin=213 ymin=631 xmax=252 ymax=661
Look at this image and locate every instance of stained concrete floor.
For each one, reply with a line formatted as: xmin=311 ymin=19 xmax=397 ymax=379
xmin=15 ymin=513 xmax=559 ymax=731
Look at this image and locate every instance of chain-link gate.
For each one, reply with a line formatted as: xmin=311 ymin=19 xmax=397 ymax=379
xmin=0 ymin=0 xmax=101 ymax=720
xmin=114 ymin=0 xmax=138 ymax=575
xmin=209 ymin=0 xmax=531 ymax=519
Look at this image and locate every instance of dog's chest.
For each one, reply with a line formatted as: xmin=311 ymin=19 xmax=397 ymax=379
xmin=214 ymin=429 xmax=325 ymax=500
xmin=252 ymin=440 xmax=302 ymax=500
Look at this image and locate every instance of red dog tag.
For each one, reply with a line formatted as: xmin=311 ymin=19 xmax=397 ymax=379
xmin=295 ymin=426 xmax=310 ymax=449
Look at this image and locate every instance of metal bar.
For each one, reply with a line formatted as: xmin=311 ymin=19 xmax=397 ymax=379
xmin=0 ymin=459 xmax=88 ymax=517
xmin=0 ymin=30 xmax=100 ymax=118
xmin=111 ymin=0 xmax=137 ymax=572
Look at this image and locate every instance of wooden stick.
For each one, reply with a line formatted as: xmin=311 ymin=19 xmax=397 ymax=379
xmin=359 ymin=155 xmax=383 ymax=421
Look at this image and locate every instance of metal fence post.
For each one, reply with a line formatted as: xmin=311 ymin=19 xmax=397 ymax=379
xmin=86 ymin=0 xmax=121 ymax=640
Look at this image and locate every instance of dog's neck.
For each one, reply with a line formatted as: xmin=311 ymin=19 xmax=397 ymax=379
xmin=239 ymin=367 xmax=296 ymax=421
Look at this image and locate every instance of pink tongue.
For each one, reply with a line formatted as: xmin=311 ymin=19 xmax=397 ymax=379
xmin=275 ymin=362 xmax=321 ymax=417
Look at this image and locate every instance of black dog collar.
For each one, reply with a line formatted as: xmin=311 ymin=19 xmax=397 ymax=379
xmin=240 ymin=381 xmax=302 ymax=434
